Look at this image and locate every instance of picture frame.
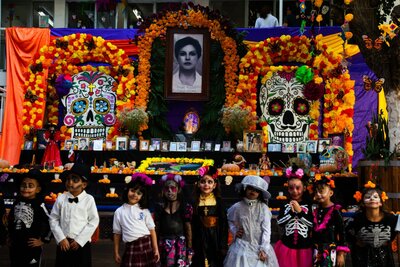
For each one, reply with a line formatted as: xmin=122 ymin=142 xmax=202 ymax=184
xmin=297 ymin=142 xmax=307 ymax=153
xmin=164 ymin=27 xmax=210 ymax=101
xmin=150 ymin=138 xmax=162 ymax=151
xmin=169 ymin=142 xmax=178 ymax=152
xmin=24 ymin=140 xmax=33 ymax=150
xmin=105 ymin=140 xmax=113 ymax=151
xmin=282 ymin=143 xmax=296 ymax=153
xmin=177 ymin=142 xmax=187 ymax=152
xmin=140 ymin=140 xmax=150 ymax=151
xmin=267 ymin=143 xmax=282 ymax=152
xmin=36 ymin=129 xmax=47 ymax=150
xmin=129 ymin=139 xmax=138 ymax=150
xmin=221 ymin=141 xmax=231 ymax=152
xmin=244 ymin=130 xmax=263 ymax=152
xmin=328 ymin=133 xmax=344 ymax=147
xmin=116 ymin=137 xmax=128 ymax=151
xmin=306 ymin=140 xmax=318 ymax=153
xmin=191 ymin=140 xmax=201 ymax=152
xmin=78 ymin=138 xmax=89 ymax=150
xmin=161 ymin=141 xmax=170 ymax=152
xmin=214 ymin=143 xmax=221 ymax=152
xmin=183 ymin=110 xmax=200 ymax=134
xmin=92 ymin=139 xmax=104 ymax=151
xmin=63 ymin=139 xmax=74 ymax=151
xmin=204 ymin=141 xmax=213 ymax=152
xmin=318 ymin=138 xmax=332 ymax=153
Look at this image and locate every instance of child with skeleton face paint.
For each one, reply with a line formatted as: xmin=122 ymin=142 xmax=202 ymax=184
xmin=346 ymin=184 xmax=400 ymax=267
xmin=312 ymin=175 xmax=349 ymax=267
xmin=154 ymin=173 xmax=194 ymax=267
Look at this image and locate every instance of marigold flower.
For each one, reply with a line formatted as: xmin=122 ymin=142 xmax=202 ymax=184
xmin=353 ymin=191 xmax=362 ymax=202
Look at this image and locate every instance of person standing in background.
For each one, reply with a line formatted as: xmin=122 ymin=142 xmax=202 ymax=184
xmin=255 ymin=6 xmax=279 ymax=28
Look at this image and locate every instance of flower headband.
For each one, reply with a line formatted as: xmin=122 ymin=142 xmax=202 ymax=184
xmin=125 ymin=173 xmax=154 ymax=186
xmin=313 ymin=173 xmax=335 ymax=189
xmin=198 ymin=166 xmax=219 ymax=179
xmin=353 ymin=181 xmax=388 ymax=203
xmin=285 ymin=167 xmax=304 ymax=179
xmin=160 ymin=173 xmax=185 ymax=188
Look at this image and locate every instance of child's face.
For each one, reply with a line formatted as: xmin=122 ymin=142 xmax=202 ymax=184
xmin=363 ymin=190 xmax=382 ymax=209
xmin=163 ymin=180 xmax=179 ymax=201
xmin=20 ymin=178 xmax=41 ymax=199
xmin=127 ymin=188 xmax=143 ymax=205
xmin=65 ymin=174 xmax=87 ymax=196
xmin=198 ymin=175 xmax=216 ymax=196
xmin=288 ymin=178 xmax=304 ymax=201
xmin=245 ymin=186 xmax=260 ymax=200
xmin=314 ymin=184 xmax=333 ymax=204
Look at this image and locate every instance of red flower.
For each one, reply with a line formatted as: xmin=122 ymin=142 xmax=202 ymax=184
xmin=303 ymin=81 xmax=324 ymax=100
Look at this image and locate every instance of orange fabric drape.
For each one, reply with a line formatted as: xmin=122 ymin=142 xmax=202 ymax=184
xmin=0 ymin=27 xmax=50 ymax=165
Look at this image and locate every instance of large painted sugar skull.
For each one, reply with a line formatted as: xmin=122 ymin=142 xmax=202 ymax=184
xmin=260 ymin=71 xmax=310 ymax=143
xmin=62 ymin=71 xmax=117 ymax=138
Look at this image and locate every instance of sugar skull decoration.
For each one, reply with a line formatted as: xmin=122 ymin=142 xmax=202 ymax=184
xmin=260 ymin=71 xmax=310 ymax=144
xmin=62 ymin=71 xmax=117 ymax=138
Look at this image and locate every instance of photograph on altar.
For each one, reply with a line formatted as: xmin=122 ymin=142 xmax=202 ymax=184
xmin=116 ymin=137 xmax=128 ymax=151
xmin=165 ymin=28 xmax=210 ymax=101
xmin=244 ymin=130 xmax=263 ymax=152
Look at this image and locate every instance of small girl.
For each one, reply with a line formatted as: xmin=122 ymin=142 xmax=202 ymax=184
xmin=312 ymin=175 xmax=349 ymax=267
xmin=347 ymin=184 xmax=400 ymax=267
xmin=224 ymin=175 xmax=279 ymax=267
xmin=155 ymin=173 xmax=193 ymax=266
xmin=8 ymin=168 xmax=51 ymax=267
xmin=191 ymin=166 xmax=228 ymax=267
xmin=113 ymin=173 xmax=160 ymax=266
xmin=274 ymin=165 xmax=314 ymax=267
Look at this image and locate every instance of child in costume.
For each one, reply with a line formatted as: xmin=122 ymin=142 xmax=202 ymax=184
xmin=8 ymin=169 xmax=51 ymax=267
xmin=312 ymin=174 xmax=349 ymax=267
xmin=346 ymin=183 xmax=400 ymax=267
xmin=49 ymin=163 xmax=99 ymax=267
xmin=113 ymin=173 xmax=159 ymax=266
xmin=191 ymin=166 xmax=228 ymax=267
xmin=274 ymin=165 xmax=313 ymax=267
xmin=155 ymin=173 xmax=193 ymax=266
xmin=224 ymin=175 xmax=279 ymax=267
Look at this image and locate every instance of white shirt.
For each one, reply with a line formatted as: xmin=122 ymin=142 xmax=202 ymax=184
xmin=172 ymin=71 xmax=202 ymax=93
xmin=113 ymin=203 xmax=155 ymax=243
xmin=255 ymin=15 xmax=279 ymax=28
xmin=49 ymin=190 xmax=99 ymax=247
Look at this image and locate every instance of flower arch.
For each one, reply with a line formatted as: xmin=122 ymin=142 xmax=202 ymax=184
xmin=234 ymin=35 xmax=355 ymax=163
xmin=22 ymin=33 xmax=135 ymax=141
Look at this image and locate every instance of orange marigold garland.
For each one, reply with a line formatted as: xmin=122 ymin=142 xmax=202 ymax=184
xmin=22 ymin=33 xmax=135 ymax=142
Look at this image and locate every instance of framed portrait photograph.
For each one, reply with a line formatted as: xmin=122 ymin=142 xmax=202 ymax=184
xmin=244 ymin=130 xmax=263 ymax=152
xmin=105 ymin=140 xmax=113 ymax=151
xmin=129 ymin=139 xmax=138 ymax=150
xmin=282 ymin=143 xmax=296 ymax=153
xmin=306 ymin=140 xmax=318 ymax=153
xmin=150 ymin=138 xmax=162 ymax=151
xmin=204 ymin=141 xmax=213 ymax=152
xmin=64 ymin=139 xmax=74 ymax=151
xmin=267 ymin=143 xmax=282 ymax=152
xmin=140 ymin=140 xmax=150 ymax=151
xmin=221 ymin=141 xmax=231 ymax=152
xmin=177 ymin=142 xmax=187 ymax=152
xmin=36 ymin=129 xmax=48 ymax=150
xmin=165 ymin=27 xmax=210 ymax=101
xmin=214 ymin=143 xmax=221 ymax=152
xmin=297 ymin=142 xmax=307 ymax=153
xmin=78 ymin=138 xmax=89 ymax=150
xmin=191 ymin=140 xmax=201 ymax=152
xmin=328 ymin=133 xmax=344 ymax=147
xmin=24 ymin=141 xmax=33 ymax=150
xmin=169 ymin=142 xmax=178 ymax=152
xmin=318 ymin=138 xmax=332 ymax=153
xmin=92 ymin=139 xmax=104 ymax=151
xmin=161 ymin=141 xmax=170 ymax=152
xmin=116 ymin=137 xmax=128 ymax=151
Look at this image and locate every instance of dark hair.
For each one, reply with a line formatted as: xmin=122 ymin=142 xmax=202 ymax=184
xmin=19 ymin=168 xmax=45 ymax=200
xmin=122 ymin=180 xmax=149 ymax=209
xmin=359 ymin=187 xmax=386 ymax=213
xmin=239 ymin=185 xmax=267 ymax=204
xmin=174 ymin=37 xmax=202 ymax=60
xmin=193 ymin=166 xmax=221 ymax=209
xmin=161 ymin=179 xmax=185 ymax=205
xmin=259 ymin=6 xmax=271 ymax=19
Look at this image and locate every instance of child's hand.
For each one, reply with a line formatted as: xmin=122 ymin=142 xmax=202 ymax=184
xmin=258 ymin=250 xmax=268 ymax=262
xmin=154 ymin=249 xmax=160 ymax=263
xmin=290 ymin=200 xmax=302 ymax=213
xmin=336 ymin=252 xmax=345 ymax=267
xmin=27 ymin=238 xmax=43 ymax=247
xmin=236 ymin=227 xmax=244 ymax=238
xmin=114 ymin=252 xmax=121 ymax=264
xmin=69 ymin=239 xmax=80 ymax=250
xmin=59 ymin=239 xmax=70 ymax=251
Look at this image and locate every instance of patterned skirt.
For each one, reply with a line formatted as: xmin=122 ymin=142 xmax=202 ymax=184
xmin=159 ymin=236 xmax=188 ymax=267
xmin=121 ymin=235 xmax=156 ymax=267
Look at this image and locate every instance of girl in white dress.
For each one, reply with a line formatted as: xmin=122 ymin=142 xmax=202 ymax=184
xmin=224 ymin=175 xmax=279 ymax=267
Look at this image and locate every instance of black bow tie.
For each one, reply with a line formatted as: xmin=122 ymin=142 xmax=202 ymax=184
xmin=68 ymin=197 xmax=78 ymax=203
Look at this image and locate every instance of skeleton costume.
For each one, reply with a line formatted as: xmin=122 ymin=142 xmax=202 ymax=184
xmin=224 ymin=175 xmax=279 ymax=267
xmin=346 ymin=211 xmax=400 ymax=266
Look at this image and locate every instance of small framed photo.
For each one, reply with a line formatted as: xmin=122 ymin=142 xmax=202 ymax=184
xmin=64 ymin=139 xmax=74 ymax=151
xmin=267 ymin=143 xmax=282 ymax=152
xmin=24 ymin=141 xmax=33 ymax=150
xmin=214 ymin=143 xmax=221 ymax=151
xmin=221 ymin=141 xmax=231 ymax=152
xmin=282 ymin=143 xmax=296 ymax=153
xmin=161 ymin=140 xmax=170 ymax=152
xmin=177 ymin=142 xmax=187 ymax=152
xmin=140 ymin=140 xmax=150 ymax=151
xmin=105 ymin=140 xmax=113 ymax=150
xmin=129 ymin=139 xmax=138 ymax=150
xmin=297 ymin=142 xmax=307 ymax=153
xmin=328 ymin=133 xmax=344 ymax=147
xmin=36 ymin=129 xmax=48 ymax=150
xmin=92 ymin=139 xmax=104 ymax=151
xmin=204 ymin=141 xmax=213 ymax=152
xmin=78 ymin=138 xmax=89 ymax=150
xmin=318 ymin=138 xmax=332 ymax=153
xmin=169 ymin=142 xmax=177 ymax=152
xmin=306 ymin=140 xmax=318 ymax=153
xmin=244 ymin=130 xmax=263 ymax=152
xmin=116 ymin=137 xmax=128 ymax=151
xmin=191 ymin=140 xmax=201 ymax=152
xmin=150 ymin=138 xmax=162 ymax=151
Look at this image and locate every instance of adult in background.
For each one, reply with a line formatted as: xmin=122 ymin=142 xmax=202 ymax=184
xmin=255 ymin=6 xmax=278 ymax=28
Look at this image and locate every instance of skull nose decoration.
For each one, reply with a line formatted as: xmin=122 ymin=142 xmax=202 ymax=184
xmin=62 ymin=71 xmax=117 ymax=138
xmin=260 ymin=71 xmax=310 ymax=143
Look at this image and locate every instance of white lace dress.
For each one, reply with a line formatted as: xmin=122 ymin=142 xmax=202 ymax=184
xmin=223 ymin=199 xmax=279 ymax=267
